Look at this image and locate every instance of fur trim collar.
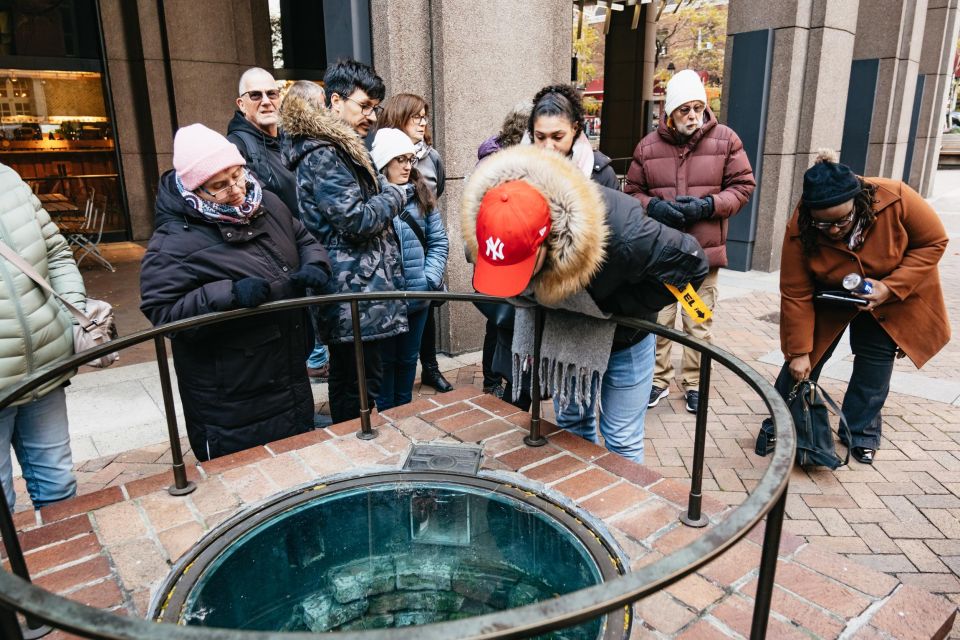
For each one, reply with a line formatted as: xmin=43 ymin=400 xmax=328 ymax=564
xmin=461 ymin=146 xmax=608 ymax=305
xmin=279 ymin=94 xmax=376 ymax=182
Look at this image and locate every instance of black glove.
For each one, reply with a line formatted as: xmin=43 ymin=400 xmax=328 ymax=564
xmin=289 ymin=265 xmax=330 ymax=292
xmin=674 ymin=195 xmax=714 ymax=224
xmin=647 ymin=198 xmax=686 ymax=229
xmin=232 ymin=277 xmax=271 ymax=308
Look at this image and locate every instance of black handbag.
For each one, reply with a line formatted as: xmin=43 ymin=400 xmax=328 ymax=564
xmin=398 ymin=209 xmax=446 ymax=308
xmin=755 ymin=379 xmax=851 ymax=469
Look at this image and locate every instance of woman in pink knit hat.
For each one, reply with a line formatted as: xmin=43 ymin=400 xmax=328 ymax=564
xmin=139 ymin=124 xmax=332 ymax=461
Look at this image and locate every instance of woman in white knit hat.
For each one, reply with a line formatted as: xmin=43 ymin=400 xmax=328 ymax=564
xmin=370 ymin=128 xmax=449 ymax=410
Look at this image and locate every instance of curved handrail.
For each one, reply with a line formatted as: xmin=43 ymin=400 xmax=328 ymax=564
xmin=0 ymin=291 xmax=795 ymax=640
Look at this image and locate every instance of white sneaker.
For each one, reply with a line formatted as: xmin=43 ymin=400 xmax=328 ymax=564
xmin=648 ymin=386 xmax=669 ymax=408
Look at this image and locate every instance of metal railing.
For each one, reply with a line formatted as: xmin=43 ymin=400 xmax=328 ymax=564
xmin=0 ymin=291 xmax=795 ymax=640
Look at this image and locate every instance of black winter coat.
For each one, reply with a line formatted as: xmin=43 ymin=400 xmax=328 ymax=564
xmin=227 ymin=111 xmax=300 ymax=219
xmin=140 ymin=171 xmax=331 ymax=461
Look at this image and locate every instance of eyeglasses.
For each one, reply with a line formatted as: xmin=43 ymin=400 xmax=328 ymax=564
xmin=199 ymin=170 xmax=247 ymax=199
xmin=241 ymin=89 xmax=280 ymax=102
xmin=410 ymin=114 xmax=428 ymax=125
xmin=675 ymin=103 xmax=706 ymax=116
xmin=393 ymin=155 xmax=415 ymax=167
xmin=811 ymin=208 xmax=856 ymax=231
xmin=344 ymin=96 xmax=383 ymax=117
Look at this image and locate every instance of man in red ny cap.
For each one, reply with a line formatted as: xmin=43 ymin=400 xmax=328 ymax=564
xmin=462 ymin=146 xmax=708 ymax=462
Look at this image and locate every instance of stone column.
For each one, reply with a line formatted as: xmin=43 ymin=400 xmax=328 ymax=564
xmin=908 ymin=0 xmax=960 ymax=195
xmin=98 ymin=0 xmax=271 ymax=240
xmin=853 ymin=0 xmax=929 ymax=178
xmin=372 ymin=0 xmax=571 ymax=354
xmin=723 ymin=0 xmax=859 ymax=271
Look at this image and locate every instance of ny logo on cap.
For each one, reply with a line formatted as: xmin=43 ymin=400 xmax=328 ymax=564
xmin=485 ymin=236 xmax=505 ymax=261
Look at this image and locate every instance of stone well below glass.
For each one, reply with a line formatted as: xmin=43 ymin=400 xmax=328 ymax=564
xmin=152 ymin=471 xmax=630 ymax=639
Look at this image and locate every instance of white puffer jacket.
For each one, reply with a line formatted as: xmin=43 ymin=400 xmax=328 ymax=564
xmin=0 ymin=163 xmax=86 ymax=405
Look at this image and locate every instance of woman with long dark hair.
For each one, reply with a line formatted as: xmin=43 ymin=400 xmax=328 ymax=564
xmin=370 ymin=128 xmax=449 ymax=410
xmin=379 ymin=93 xmax=453 ymax=393
xmin=527 ymin=84 xmax=618 ymax=189
xmin=773 ymin=150 xmax=949 ymax=465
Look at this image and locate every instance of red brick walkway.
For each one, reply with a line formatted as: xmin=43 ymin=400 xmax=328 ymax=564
xmin=9 ymin=387 xmax=958 ymax=639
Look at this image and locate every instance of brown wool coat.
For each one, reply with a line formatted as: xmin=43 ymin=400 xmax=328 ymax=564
xmin=623 ymin=109 xmax=756 ymax=267
xmin=779 ymin=177 xmax=950 ymax=369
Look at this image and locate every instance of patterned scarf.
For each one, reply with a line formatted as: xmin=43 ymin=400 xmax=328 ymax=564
xmin=412 ymin=140 xmax=430 ymax=163
xmin=175 ymin=173 xmax=264 ymax=225
xmin=846 ymin=215 xmax=869 ymax=251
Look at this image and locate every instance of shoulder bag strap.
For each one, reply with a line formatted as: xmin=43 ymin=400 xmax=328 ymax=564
xmin=398 ymin=209 xmax=428 ymax=251
xmin=0 ymin=239 xmax=94 ymax=329
xmin=810 ymin=380 xmax=852 ymax=466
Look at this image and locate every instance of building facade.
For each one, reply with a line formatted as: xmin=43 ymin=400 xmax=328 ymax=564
xmin=0 ymin=0 xmax=954 ymax=353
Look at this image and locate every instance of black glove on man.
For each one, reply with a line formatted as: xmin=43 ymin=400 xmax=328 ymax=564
xmin=289 ymin=265 xmax=330 ymax=292
xmin=674 ymin=195 xmax=714 ymax=224
xmin=233 ymin=277 xmax=271 ymax=308
xmin=647 ymin=198 xmax=686 ymax=229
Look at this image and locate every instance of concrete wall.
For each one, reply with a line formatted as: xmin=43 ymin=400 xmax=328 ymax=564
xmin=909 ymin=0 xmax=960 ymax=195
xmin=853 ymin=0 xmax=928 ymax=178
xmin=724 ymin=0 xmax=956 ymax=271
xmin=372 ymin=0 xmax=571 ymax=354
xmin=99 ymin=0 xmax=271 ymax=240
xmin=723 ymin=0 xmax=860 ymax=271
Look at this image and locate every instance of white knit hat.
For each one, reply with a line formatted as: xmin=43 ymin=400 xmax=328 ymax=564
xmin=664 ymin=69 xmax=707 ymax=118
xmin=371 ymin=128 xmax=416 ymax=171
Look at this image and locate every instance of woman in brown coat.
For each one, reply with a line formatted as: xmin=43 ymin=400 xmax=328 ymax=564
xmin=776 ymin=150 xmax=949 ymax=464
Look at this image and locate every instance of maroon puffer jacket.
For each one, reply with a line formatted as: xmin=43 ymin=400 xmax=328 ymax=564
xmin=624 ymin=109 xmax=755 ymax=267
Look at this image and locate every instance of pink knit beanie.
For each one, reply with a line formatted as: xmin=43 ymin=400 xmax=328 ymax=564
xmin=173 ymin=123 xmax=247 ymax=190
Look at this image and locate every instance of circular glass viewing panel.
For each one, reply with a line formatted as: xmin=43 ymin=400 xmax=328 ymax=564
xmin=155 ymin=474 xmax=627 ymax=638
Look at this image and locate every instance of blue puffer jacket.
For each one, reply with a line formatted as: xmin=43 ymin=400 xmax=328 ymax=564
xmin=392 ymin=199 xmax=449 ymax=313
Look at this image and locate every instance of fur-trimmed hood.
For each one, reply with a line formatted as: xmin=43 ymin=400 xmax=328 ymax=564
xmin=461 ymin=145 xmax=608 ymax=305
xmin=279 ymin=93 xmax=376 ymax=183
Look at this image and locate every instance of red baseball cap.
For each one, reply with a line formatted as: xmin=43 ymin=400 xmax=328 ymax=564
xmin=473 ymin=180 xmax=552 ymax=297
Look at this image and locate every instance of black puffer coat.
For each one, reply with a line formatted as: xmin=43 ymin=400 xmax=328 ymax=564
xmin=226 ymin=110 xmax=300 ymax=218
xmin=140 ymin=171 xmax=331 ymax=461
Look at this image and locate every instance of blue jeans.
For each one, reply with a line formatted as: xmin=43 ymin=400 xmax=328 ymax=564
xmin=306 ymin=340 xmax=329 ymax=369
xmin=553 ymin=334 xmax=656 ymax=463
xmin=773 ymin=312 xmax=896 ymax=449
xmin=378 ymin=306 xmax=430 ymax=411
xmin=0 ymin=387 xmax=76 ymax=510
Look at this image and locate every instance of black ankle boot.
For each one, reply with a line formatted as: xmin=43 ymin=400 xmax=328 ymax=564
xmin=421 ymin=365 xmax=453 ymax=392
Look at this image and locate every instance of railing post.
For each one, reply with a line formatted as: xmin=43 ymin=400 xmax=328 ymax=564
xmin=750 ymin=487 xmax=788 ymax=640
xmin=351 ymin=300 xmax=378 ymax=440
xmin=680 ymin=353 xmax=711 ymax=527
xmin=154 ymin=337 xmax=196 ymax=496
xmin=0 ymin=484 xmax=48 ymax=637
xmin=524 ymin=306 xmax=547 ymax=447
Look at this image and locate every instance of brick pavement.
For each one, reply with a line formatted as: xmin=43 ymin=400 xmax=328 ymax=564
xmin=9 ymin=387 xmax=958 ymax=639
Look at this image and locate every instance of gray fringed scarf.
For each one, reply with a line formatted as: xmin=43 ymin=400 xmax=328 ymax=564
xmin=511 ymin=290 xmax=616 ymax=413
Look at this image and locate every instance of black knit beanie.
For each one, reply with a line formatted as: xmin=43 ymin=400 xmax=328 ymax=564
xmin=802 ymin=149 xmax=860 ymax=209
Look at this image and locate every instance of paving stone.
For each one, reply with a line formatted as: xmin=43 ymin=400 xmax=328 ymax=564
xmin=708 ymin=594 xmax=809 ymax=640
xmin=107 ymin=538 xmax=169 ymax=592
xmin=895 ymin=539 xmax=949 ymax=573
xmin=198 ymin=446 xmax=270 ymax=475
xmin=265 ymin=428 xmax=333 ymax=455
xmin=19 ymin=515 xmax=92 ymax=552
xmin=740 ymin=580 xmax=846 ymax=638
xmin=551 ymin=468 xmax=618 ymax=501
xmin=454 ymin=418 xmax=515 ymax=444
xmin=793 ymin=545 xmax=899 ymax=597
xmin=296 ymin=441 xmax=356 ymax=477
xmin=869 ymin=584 xmax=958 ymax=640
xmin=524 ymin=454 xmax=588 ymax=484
xmin=34 ymin=555 xmax=111 ymax=593
xmin=40 ymin=487 xmax=123 ymax=523
xmin=634 ymin=591 xmax=696 ymax=634
xmin=846 ymin=554 xmax=918 ymax=573
xmin=157 ymin=521 xmax=205 ymax=562
xmin=257 ymin=453 xmax=314 ymax=489
xmin=773 ymin=562 xmax=872 ymax=618
xmin=664 ymin=573 xmax=725 ymax=611
xmin=581 ymin=482 xmax=652 ymax=519
xmin=700 ymin=540 xmax=762 ymax=586
xmin=25 ymin=533 xmax=101 ymax=575
xmin=610 ymin=501 xmax=678 ymax=544
xmin=67 ymin=578 xmax=124 ymax=609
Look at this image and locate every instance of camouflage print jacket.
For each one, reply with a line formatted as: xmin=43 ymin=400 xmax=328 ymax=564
xmin=280 ymin=94 xmax=408 ymax=344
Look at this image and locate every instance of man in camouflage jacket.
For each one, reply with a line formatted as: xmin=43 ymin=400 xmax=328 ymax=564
xmin=280 ymin=60 xmax=409 ymax=423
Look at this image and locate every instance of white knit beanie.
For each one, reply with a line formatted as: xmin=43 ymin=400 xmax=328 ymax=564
xmin=371 ymin=128 xmax=416 ymax=171
xmin=664 ymin=69 xmax=707 ymax=118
